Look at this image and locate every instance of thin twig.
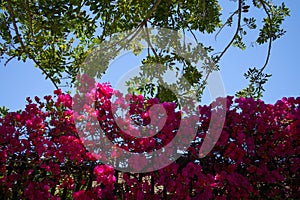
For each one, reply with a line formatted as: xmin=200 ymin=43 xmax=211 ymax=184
xmin=114 ymin=23 xmax=145 ymax=54
xmin=4 ymin=55 xmax=16 ymax=66
xmin=176 ymin=2 xmax=199 ymax=44
xmin=201 ymin=0 xmax=243 ymax=88
xmin=214 ymin=0 xmax=242 ymax=63
xmin=143 ymin=23 xmax=159 ymax=60
xmin=214 ymin=10 xmax=239 ymax=41
xmin=188 ymin=27 xmax=199 ymax=44
xmin=258 ymin=0 xmax=272 ymax=75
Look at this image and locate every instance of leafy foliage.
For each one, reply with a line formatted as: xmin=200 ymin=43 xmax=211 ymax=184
xmin=0 ymin=106 xmax=9 ymax=117
xmin=236 ymin=67 xmax=272 ymax=99
xmin=0 ymin=0 xmax=290 ymax=100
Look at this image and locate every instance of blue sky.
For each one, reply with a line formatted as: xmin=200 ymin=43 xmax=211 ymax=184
xmin=1 ymin=1 xmax=299 ymax=111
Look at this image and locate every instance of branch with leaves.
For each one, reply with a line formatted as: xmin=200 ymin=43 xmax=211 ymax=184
xmin=0 ymin=0 xmax=290 ymax=100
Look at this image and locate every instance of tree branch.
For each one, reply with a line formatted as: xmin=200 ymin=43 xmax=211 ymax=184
xmin=103 ymin=0 xmax=161 ymax=51
xmin=215 ymin=0 xmax=242 ymax=63
xmin=258 ymin=0 xmax=272 ymax=75
xmin=5 ymin=0 xmax=59 ymax=89
xmin=143 ymin=23 xmax=159 ymax=60
xmin=176 ymin=2 xmax=199 ymax=44
xmin=201 ymin=0 xmax=243 ymax=91
xmin=214 ymin=10 xmax=239 ymax=41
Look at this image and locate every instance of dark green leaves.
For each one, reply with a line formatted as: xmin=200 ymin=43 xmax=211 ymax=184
xmin=0 ymin=0 xmax=290 ymax=100
xmin=256 ymin=2 xmax=290 ymax=45
xmin=236 ymin=67 xmax=272 ymax=99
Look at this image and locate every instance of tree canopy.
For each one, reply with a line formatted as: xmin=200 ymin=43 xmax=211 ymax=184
xmin=0 ymin=0 xmax=289 ymax=99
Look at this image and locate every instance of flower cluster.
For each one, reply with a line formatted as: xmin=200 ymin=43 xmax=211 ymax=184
xmin=0 ymin=89 xmax=116 ymax=200
xmin=0 ymin=80 xmax=299 ymax=199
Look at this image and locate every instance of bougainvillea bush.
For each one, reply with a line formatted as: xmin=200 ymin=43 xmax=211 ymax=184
xmin=0 ymin=83 xmax=299 ymax=199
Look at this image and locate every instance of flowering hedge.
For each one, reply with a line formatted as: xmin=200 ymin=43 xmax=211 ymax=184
xmin=0 ymin=83 xmax=299 ymax=199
